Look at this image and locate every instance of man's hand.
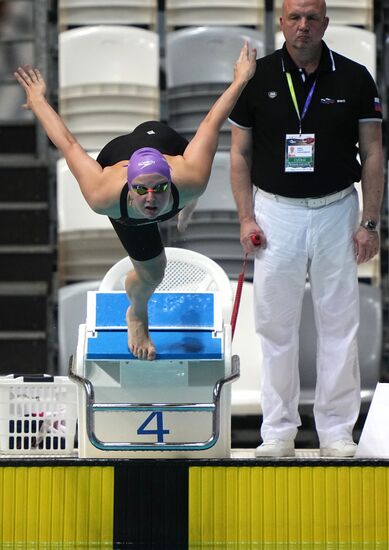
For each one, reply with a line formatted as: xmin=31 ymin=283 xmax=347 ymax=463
xmin=354 ymin=226 xmax=380 ymax=264
xmin=241 ymin=219 xmax=266 ymax=254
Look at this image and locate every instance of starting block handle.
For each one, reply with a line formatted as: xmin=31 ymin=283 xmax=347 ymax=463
xmin=69 ymin=355 xmax=240 ymax=452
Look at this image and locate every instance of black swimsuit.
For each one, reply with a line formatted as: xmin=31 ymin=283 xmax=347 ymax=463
xmin=96 ymin=121 xmax=188 ymax=261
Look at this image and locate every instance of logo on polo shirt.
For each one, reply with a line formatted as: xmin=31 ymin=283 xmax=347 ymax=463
xmin=320 ymin=97 xmax=346 ymax=104
xmin=374 ymin=97 xmax=382 ymax=113
xmin=268 ymin=91 xmax=277 ymax=99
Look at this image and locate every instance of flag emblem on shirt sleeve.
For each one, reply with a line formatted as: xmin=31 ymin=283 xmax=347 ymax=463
xmin=374 ymin=97 xmax=382 ymax=112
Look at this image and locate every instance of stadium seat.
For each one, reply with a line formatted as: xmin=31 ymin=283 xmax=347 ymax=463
xmin=59 ymin=0 xmax=158 ymax=30
xmin=275 ymin=0 xmax=373 ymax=29
xmin=59 ymin=25 xmax=159 ymax=150
xmin=56 ymin=156 xmax=125 ymax=283
xmin=275 ymin=26 xmax=376 ymax=78
xmin=167 ymin=151 xmax=253 ymax=280
xmin=165 ymin=0 xmax=265 ymax=30
xmin=166 ymin=26 xmax=264 ymax=150
xmin=58 ymin=280 xmax=100 ymax=374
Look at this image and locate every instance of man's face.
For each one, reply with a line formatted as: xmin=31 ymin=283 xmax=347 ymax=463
xmin=280 ymin=0 xmax=329 ymax=53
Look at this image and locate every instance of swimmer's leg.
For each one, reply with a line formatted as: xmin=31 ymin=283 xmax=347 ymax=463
xmin=125 ymin=250 xmax=166 ymax=360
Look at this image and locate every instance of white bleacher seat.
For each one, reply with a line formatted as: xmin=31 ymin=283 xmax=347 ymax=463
xmin=59 ymin=0 xmax=158 ymax=29
xmin=166 ymin=26 xmax=264 ymax=149
xmin=167 ymin=27 xmax=264 ymax=88
xmin=275 ymin=27 xmax=376 ymax=78
xmin=165 ymin=0 xmax=265 ymax=29
xmin=196 ymin=151 xmax=235 ymax=212
xmin=275 ymin=26 xmax=375 ymax=77
xmin=0 ymin=1 xmax=34 ymax=120
xmin=167 ymin=151 xmax=252 ymax=280
xmin=57 ymin=155 xmax=110 ymax=233
xmin=323 ymin=26 xmax=376 ymax=78
xmin=59 ymin=25 xmax=160 ymax=150
xmin=56 ymin=157 xmax=125 ymax=283
xmin=58 ymin=280 xmax=100 ymax=375
xmin=99 ymin=248 xmax=234 ymax=324
xmin=275 ymin=0 xmax=373 ymax=29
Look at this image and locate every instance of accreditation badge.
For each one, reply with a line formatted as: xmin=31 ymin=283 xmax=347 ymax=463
xmin=285 ymin=133 xmax=315 ymax=172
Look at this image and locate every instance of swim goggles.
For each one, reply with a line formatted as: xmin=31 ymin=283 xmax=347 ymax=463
xmin=130 ymin=182 xmax=169 ymax=195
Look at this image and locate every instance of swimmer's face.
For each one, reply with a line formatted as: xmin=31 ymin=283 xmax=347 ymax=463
xmin=129 ymin=173 xmax=171 ymax=219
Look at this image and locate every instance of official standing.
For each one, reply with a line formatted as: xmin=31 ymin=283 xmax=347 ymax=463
xmin=229 ymin=0 xmax=384 ymax=457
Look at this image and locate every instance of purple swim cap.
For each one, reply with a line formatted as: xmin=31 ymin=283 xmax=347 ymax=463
xmin=127 ymin=147 xmax=171 ymax=187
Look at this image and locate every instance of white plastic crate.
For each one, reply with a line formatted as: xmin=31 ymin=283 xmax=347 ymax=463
xmin=0 ymin=374 xmax=78 ymax=455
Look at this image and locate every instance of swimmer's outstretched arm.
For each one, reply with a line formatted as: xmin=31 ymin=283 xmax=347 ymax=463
xmin=177 ymin=42 xmax=256 ymax=188
xmin=14 ymin=65 xmax=107 ymax=209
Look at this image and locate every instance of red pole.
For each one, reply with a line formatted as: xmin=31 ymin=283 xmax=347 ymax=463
xmin=231 ymin=234 xmax=261 ymax=340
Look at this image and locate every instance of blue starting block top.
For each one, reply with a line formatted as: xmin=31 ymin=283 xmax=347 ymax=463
xmin=87 ymin=330 xmax=222 ymax=360
xmin=85 ymin=292 xmax=223 ymax=361
xmin=89 ymin=292 xmax=220 ymax=330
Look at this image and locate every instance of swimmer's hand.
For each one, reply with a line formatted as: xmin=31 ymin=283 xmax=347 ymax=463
xmin=234 ymin=41 xmax=257 ymax=85
xmin=14 ymin=66 xmax=46 ymax=110
xmin=176 ymin=199 xmax=198 ymax=233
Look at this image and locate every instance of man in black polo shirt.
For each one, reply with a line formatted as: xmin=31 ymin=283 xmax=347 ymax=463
xmin=229 ymin=0 xmax=384 ymax=458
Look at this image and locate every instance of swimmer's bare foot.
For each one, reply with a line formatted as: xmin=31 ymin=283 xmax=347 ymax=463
xmin=126 ymin=307 xmax=156 ymax=360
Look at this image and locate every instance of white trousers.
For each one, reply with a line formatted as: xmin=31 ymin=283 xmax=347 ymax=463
xmin=253 ymin=189 xmax=360 ymax=447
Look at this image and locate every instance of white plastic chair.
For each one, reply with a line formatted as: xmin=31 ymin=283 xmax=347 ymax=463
xmin=275 ymin=0 xmax=373 ymax=29
xmin=275 ymin=27 xmax=376 ymax=77
xmin=58 ymin=280 xmax=101 ymax=374
xmin=99 ymin=248 xmax=234 ymax=323
xmin=57 ymin=157 xmax=125 ymax=283
xmin=166 ymin=26 xmax=264 ymax=148
xmin=165 ymin=151 xmax=248 ymax=280
xmin=325 ymin=0 xmax=373 ymax=28
xmin=59 ymin=25 xmax=160 ymax=150
xmin=323 ymin=26 xmax=376 ymax=78
xmin=195 ymin=152 xmax=235 ymax=212
xmin=166 ymin=26 xmax=264 ymax=88
xmin=0 ymin=1 xmax=34 ymax=120
xmin=165 ymin=0 xmax=265 ymax=29
xmin=59 ymin=0 xmax=158 ymax=29
xmin=57 ymin=156 xmax=112 ymax=233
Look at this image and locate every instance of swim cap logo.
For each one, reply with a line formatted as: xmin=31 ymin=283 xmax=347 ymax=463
xmin=139 ymin=160 xmax=156 ymax=169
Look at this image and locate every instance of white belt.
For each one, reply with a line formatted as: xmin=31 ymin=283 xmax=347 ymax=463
xmin=258 ymin=185 xmax=355 ymax=209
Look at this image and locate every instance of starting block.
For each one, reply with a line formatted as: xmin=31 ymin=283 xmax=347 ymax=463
xmin=70 ymin=285 xmax=239 ymax=458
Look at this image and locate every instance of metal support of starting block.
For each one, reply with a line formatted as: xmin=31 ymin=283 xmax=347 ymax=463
xmin=69 ymin=354 xmax=239 ymax=452
xmin=72 ymin=290 xmax=239 ymax=458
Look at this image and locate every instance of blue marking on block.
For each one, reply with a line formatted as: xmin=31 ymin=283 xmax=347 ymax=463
xmin=87 ymin=330 xmax=222 ymax=360
xmin=94 ymin=292 xmax=215 ymax=329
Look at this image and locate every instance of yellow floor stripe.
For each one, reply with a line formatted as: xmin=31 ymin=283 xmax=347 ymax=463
xmin=189 ymin=466 xmax=389 ymax=546
xmin=0 ymin=466 xmax=114 ymax=545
